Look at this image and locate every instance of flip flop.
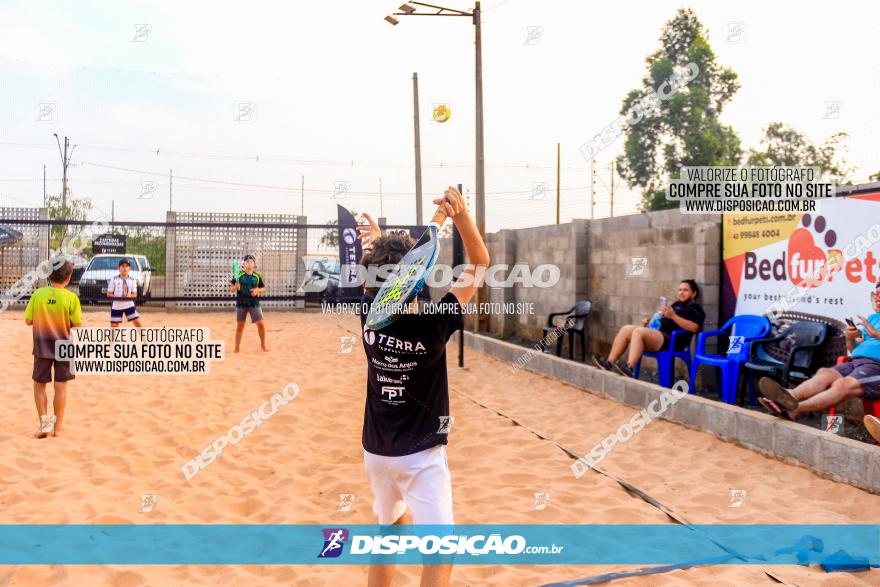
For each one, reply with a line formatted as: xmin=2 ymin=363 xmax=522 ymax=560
xmin=758 ymin=378 xmax=799 ymax=411
xmin=864 ymin=415 xmax=880 ymax=443
xmin=758 ymin=397 xmax=793 ymax=421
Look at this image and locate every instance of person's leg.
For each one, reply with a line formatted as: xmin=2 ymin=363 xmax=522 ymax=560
xmin=234 ymin=322 xmax=245 ymax=352
xmin=367 ymin=509 xmax=413 ymax=587
xmin=110 ymin=308 xmax=122 ymax=328
xmin=790 ymin=376 xmax=862 ymax=419
xmin=626 ymin=328 xmax=665 ymax=368
xmin=255 ymin=320 xmax=267 ymax=351
xmin=33 ymin=381 xmax=48 ymax=419
xmin=127 ymin=307 xmax=143 ymax=328
xmin=789 ymin=367 xmax=841 ymax=401
xmin=399 ymin=447 xmax=454 ymax=587
xmin=608 ymin=325 xmax=637 ymax=363
xmin=364 ymin=448 xmax=410 ymax=587
xmin=33 ymin=358 xmax=52 ymax=438
xmin=252 ymin=308 xmax=267 ymax=351
xmin=52 ymin=381 xmax=68 ymax=436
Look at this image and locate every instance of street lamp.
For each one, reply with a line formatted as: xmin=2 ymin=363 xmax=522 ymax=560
xmin=384 ymin=1 xmax=486 ymax=241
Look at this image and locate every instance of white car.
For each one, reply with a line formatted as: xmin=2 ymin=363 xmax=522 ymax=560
xmin=78 ymin=254 xmax=153 ymax=301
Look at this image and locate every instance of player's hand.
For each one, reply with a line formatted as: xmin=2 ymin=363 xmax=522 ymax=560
xmin=357 ymin=212 xmax=381 ymax=249
xmin=642 ymin=317 xmax=649 ymax=327
xmin=660 ymin=305 xmax=674 ymax=319
xmin=858 ymin=315 xmax=879 ymax=339
xmin=434 ymin=186 xmax=467 ymax=220
xmin=845 ymin=326 xmax=860 ymax=341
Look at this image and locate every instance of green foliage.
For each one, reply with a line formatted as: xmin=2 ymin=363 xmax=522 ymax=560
xmin=114 ymin=226 xmax=167 ymax=276
xmin=615 ymin=8 xmax=742 ymax=211
xmin=746 ymin=123 xmax=851 ymax=181
xmin=46 ymin=192 xmax=92 ymax=252
xmin=320 ymin=210 xmax=367 ymax=249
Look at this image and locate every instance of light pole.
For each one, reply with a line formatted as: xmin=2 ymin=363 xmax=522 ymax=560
xmin=385 ymin=2 xmax=486 ymax=239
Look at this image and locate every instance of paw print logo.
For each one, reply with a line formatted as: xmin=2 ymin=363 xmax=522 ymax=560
xmin=787 ymin=214 xmax=840 ymax=288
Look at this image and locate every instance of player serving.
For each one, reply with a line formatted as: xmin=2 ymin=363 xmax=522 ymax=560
xmin=356 ymin=186 xmax=489 ymax=587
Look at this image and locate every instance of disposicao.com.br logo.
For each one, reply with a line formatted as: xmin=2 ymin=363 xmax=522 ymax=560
xmin=318 ymin=527 xmax=563 ymax=559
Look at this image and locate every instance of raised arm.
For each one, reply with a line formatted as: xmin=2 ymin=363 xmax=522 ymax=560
xmin=435 ymin=186 xmax=489 ymax=307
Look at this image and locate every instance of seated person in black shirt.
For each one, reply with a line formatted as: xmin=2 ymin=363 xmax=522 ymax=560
xmin=593 ymin=279 xmax=705 ymax=377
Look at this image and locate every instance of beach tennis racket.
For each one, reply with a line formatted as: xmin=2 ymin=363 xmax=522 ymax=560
xmin=365 ymin=206 xmax=448 ymax=330
xmin=230 ymin=259 xmax=240 ymax=285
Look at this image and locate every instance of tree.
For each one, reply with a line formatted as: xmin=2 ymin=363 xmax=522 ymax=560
xmin=46 ymin=191 xmax=92 ymax=252
xmin=320 ymin=210 xmax=367 ymax=249
xmin=871 ymin=171 xmax=880 ymax=182
xmin=616 ymin=8 xmax=742 ymax=211
xmin=747 ymin=123 xmax=850 ymax=181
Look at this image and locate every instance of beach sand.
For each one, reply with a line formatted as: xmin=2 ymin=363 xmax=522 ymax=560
xmin=0 ymin=309 xmax=877 ymax=586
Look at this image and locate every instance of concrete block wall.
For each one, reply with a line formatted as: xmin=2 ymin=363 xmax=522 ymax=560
xmin=585 ymin=209 xmax=720 ymax=357
xmin=434 ymin=209 xmax=721 ymax=361
xmin=462 ymin=332 xmax=880 ymax=494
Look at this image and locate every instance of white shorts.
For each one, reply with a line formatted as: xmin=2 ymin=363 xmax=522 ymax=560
xmin=363 ymin=444 xmax=454 ymax=525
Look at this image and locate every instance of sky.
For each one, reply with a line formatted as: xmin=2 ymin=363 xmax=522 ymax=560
xmin=0 ymin=0 xmax=878 ymax=232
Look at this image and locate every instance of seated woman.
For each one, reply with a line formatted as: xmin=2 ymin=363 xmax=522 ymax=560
xmin=592 ymin=279 xmax=705 ymax=377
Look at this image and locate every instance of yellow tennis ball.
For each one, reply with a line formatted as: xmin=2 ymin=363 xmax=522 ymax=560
xmin=432 ymin=103 xmax=451 ymax=123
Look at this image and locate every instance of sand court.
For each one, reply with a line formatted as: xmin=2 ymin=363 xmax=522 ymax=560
xmin=0 ymin=309 xmax=877 ymax=586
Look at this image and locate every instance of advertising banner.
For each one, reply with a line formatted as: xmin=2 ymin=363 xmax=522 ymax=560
xmin=722 ymin=186 xmax=880 ymax=322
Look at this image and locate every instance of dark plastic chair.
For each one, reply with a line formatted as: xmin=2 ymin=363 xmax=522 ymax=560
xmin=690 ymin=315 xmax=771 ymax=404
xmin=633 ymin=329 xmax=694 ymax=389
xmin=745 ymin=321 xmax=828 ymax=393
xmin=540 ymin=300 xmax=592 ymax=361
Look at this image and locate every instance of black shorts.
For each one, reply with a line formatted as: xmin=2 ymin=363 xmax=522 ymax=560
xmin=33 ymin=358 xmax=74 ymax=384
xmin=659 ymin=331 xmax=671 ymax=351
xmin=833 ymin=357 xmax=880 ymax=401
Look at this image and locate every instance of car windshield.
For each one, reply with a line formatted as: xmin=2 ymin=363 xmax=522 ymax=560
xmin=88 ymin=257 xmax=138 ymax=271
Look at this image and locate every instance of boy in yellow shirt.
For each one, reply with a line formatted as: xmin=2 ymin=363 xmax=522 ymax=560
xmin=24 ymin=259 xmax=82 ymax=438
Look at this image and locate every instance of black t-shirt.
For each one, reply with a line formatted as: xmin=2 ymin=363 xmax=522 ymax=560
xmin=659 ymin=301 xmax=705 ymax=351
xmin=358 ymin=291 xmax=464 ymax=456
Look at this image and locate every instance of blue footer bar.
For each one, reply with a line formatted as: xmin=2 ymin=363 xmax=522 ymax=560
xmin=0 ymin=524 xmax=877 ymax=565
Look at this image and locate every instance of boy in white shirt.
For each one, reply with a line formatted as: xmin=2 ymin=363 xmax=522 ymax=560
xmin=107 ymin=259 xmax=143 ymax=328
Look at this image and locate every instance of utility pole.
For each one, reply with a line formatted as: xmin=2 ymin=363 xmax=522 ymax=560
xmin=412 ymin=72 xmax=423 ymax=225
xmin=300 ymin=175 xmax=305 ymax=216
xmin=169 ymin=169 xmax=173 ymax=211
xmin=43 ymin=164 xmax=47 ymax=207
xmin=379 ymin=177 xmax=384 ymax=218
xmin=474 ymin=1 xmax=485 ymax=239
xmin=53 ymin=134 xmax=75 ymax=215
xmin=609 ymin=160 xmax=615 ymax=218
xmin=556 ymin=142 xmax=561 ymax=224
xmin=111 ymin=200 xmax=115 ymax=223
xmin=590 ymin=159 xmax=595 ymax=220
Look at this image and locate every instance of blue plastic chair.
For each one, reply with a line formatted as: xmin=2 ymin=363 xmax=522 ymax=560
xmin=633 ymin=330 xmax=694 ymax=388
xmin=689 ymin=315 xmax=771 ymax=404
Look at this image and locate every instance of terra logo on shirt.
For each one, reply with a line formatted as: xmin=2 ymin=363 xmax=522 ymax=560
xmin=362 ymin=325 xmax=426 ymax=354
